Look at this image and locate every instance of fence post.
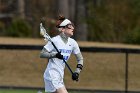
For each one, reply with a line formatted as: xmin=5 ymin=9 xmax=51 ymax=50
xmin=125 ymin=52 xmax=128 ymax=93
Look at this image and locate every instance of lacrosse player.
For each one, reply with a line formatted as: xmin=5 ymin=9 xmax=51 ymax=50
xmin=40 ymin=15 xmax=84 ymax=93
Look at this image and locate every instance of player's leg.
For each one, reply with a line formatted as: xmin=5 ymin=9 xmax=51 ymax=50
xmin=49 ymin=86 xmax=68 ymax=93
xmin=44 ymin=79 xmax=68 ymax=93
xmin=44 ymin=79 xmax=56 ymax=93
xmin=55 ymin=86 xmax=68 ymax=93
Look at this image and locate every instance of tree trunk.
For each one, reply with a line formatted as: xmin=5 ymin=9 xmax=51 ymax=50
xmin=17 ymin=0 xmax=25 ymax=19
xmin=69 ymin=0 xmax=76 ymax=22
xmin=57 ymin=0 xmax=69 ymax=18
xmin=75 ymin=0 xmax=88 ymax=41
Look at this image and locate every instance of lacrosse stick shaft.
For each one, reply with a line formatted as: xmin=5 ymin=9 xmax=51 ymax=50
xmin=51 ymin=41 xmax=74 ymax=75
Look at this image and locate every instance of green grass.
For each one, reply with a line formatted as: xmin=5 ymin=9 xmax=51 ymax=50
xmin=0 ymin=89 xmax=93 ymax=93
xmin=0 ymin=89 xmax=38 ymax=93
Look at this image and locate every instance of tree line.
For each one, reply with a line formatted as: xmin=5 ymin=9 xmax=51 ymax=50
xmin=0 ymin=0 xmax=140 ymax=44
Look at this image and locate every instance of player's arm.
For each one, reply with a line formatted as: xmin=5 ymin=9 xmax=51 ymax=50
xmin=40 ymin=48 xmax=63 ymax=59
xmin=72 ymin=52 xmax=83 ymax=81
xmin=40 ymin=48 xmax=57 ymax=58
xmin=75 ymin=52 xmax=83 ymax=73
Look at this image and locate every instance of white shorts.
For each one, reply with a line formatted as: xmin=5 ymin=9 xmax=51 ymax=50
xmin=44 ymin=79 xmax=64 ymax=92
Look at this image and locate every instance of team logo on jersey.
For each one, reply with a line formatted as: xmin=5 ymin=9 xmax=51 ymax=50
xmin=59 ymin=49 xmax=72 ymax=54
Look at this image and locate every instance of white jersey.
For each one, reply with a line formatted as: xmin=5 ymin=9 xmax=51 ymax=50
xmin=43 ymin=35 xmax=80 ymax=80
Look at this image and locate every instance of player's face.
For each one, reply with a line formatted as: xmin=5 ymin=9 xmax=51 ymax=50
xmin=64 ymin=24 xmax=74 ymax=37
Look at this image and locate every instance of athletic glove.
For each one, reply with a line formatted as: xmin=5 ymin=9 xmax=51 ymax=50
xmin=72 ymin=72 xmax=79 ymax=81
xmin=55 ymin=53 xmax=63 ymax=59
xmin=72 ymin=64 xmax=83 ymax=81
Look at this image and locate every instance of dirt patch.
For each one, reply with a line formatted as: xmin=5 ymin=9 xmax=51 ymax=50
xmin=0 ymin=37 xmax=140 ymax=90
xmin=0 ymin=37 xmax=140 ymax=49
xmin=0 ymin=37 xmax=45 ymax=45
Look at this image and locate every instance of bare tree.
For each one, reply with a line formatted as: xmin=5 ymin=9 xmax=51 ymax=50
xmin=69 ymin=0 xmax=76 ymax=22
xmin=75 ymin=0 xmax=88 ymax=41
xmin=17 ymin=0 xmax=25 ymax=19
xmin=57 ymin=0 xmax=69 ymax=18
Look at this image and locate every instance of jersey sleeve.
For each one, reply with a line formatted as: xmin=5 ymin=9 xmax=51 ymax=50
xmin=44 ymin=41 xmax=54 ymax=52
xmin=72 ymin=40 xmax=81 ymax=54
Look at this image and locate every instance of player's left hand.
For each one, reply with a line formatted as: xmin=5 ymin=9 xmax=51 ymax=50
xmin=72 ymin=72 xmax=79 ymax=81
xmin=56 ymin=53 xmax=63 ymax=59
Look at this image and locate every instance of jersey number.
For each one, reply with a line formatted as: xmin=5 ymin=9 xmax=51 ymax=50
xmin=63 ymin=56 xmax=69 ymax=61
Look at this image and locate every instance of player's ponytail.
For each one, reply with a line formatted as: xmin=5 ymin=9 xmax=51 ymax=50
xmin=56 ymin=15 xmax=65 ymax=28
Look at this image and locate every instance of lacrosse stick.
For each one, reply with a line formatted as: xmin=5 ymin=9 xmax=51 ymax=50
xmin=40 ymin=23 xmax=74 ymax=75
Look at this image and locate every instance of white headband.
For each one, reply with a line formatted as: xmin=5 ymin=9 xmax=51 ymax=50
xmin=59 ymin=19 xmax=71 ymax=26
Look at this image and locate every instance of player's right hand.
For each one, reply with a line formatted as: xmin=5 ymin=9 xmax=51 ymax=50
xmin=72 ymin=72 xmax=79 ymax=81
xmin=56 ymin=53 xmax=63 ymax=59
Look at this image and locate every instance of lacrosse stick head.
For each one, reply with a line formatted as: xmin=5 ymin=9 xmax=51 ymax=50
xmin=40 ymin=23 xmax=46 ymax=36
xmin=40 ymin=23 xmax=51 ymax=41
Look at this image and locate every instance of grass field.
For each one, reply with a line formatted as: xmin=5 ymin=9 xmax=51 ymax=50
xmin=0 ymin=89 xmax=37 ymax=93
xmin=0 ymin=37 xmax=140 ymax=91
xmin=0 ymin=89 xmax=93 ymax=93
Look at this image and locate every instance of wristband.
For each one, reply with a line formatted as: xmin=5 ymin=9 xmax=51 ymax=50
xmin=76 ymin=64 xmax=83 ymax=70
